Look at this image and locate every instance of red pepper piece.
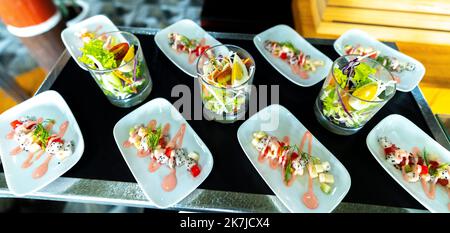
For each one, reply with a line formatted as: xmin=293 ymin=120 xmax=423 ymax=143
xmin=190 ymin=164 xmax=201 ymax=178
xmin=420 ymin=165 xmax=428 ymax=175
xmin=164 ymin=147 xmax=172 ymax=158
xmin=10 ymin=120 xmax=22 ymax=129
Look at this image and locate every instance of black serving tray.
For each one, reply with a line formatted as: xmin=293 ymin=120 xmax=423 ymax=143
xmin=43 ymin=34 xmax=432 ymax=210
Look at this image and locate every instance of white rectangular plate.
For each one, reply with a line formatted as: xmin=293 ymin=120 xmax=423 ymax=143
xmin=154 ymin=19 xmax=222 ymax=77
xmin=334 ymin=29 xmax=425 ymax=92
xmin=237 ymin=104 xmax=351 ymax=212
xmin=0 ymin=90 xmax=84 ymax=196
xmin=113 ymin=98 xmax=214 ymax=208
xmin=61 ymin=15 xmax=119 ymax=70
xmin=366 ymin=114 xmax=450 ymax=213
xmin=253 ymin=25 xmax=332 ymax=87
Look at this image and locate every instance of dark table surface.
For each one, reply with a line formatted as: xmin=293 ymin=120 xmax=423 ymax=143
xmin=43 ymin=34 xmax=430 ymax=210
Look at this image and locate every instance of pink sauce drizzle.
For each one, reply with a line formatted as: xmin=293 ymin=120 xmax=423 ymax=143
xmin=148 ymin=159 xmax=161 ymax=173
xmin=421 ymin=179 xmax=436 ymax=200
xmin=32 ymin=155 xmax=53 ymax=179
xmin=123 ymin=140 xmax=132 ymax=148
xmin=137 ymin=149 xmax=150 ymax=157
xmin=290 ymin=64 xmax=309 ymax=79
xmin=300 ymin=131 xmax=319 ymax=209
xmin=147 ymin=120 xmax=157 ymax=130
xmin=22 ymin=151 xmax=36 ymax=169
xmin=161 ymin=168 xmax=177 ymax=192
xmin=162 ymin=123 xmax=170 ymax=136
xmin=188 ymin=52 xmax=197 ymax=64
xmin=167 ymin=124 xmax=186 ymax=149
xmin=159 ymin=123 xmax=186 ymax=192
xmin=409 ymin=147 xmax=437 ymax=200
xmin=269 ymin=158 xmax=279 ymax=169
xmin=10 ymin=146 xmax=23 ymax=156
xmin=6 ymin=130 xmax=14 ymax=140
xmin=58 ymin=121 xmax=69 ymax=138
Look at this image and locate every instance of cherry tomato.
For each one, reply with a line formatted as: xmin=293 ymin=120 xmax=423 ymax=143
xmin=280 ymin=52 xmax=287 ymax=60
xmin=190 ymin=164 xmax=201 ymax=177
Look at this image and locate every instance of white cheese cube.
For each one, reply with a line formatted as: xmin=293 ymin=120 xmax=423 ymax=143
xmin=319 ymin=173 xmax=335 ymax=184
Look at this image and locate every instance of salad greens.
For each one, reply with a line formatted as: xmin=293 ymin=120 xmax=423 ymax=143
xmin=78 ymin=39 xmax=117 ymax=70
xmin=319 ymin=58 xmax=393 ymax=129
xmin=77 ymin=34 xmax=149 ymax=100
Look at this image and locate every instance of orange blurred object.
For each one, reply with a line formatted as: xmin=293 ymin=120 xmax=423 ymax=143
xmin=0 ymin=0 xmax=57 ymax=27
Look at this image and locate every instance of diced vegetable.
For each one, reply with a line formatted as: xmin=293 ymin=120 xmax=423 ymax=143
xmin=320 ymin=183 xmax=332 ymax=194
xmin=319 ymin=173 xmax=335 ymax=184
xmin=309 ymin=165 xmax=318 ymax=179
xmin=321 ymin=161 xmax=331 ymax=171
xmin=314 ymin=164 xmax=324 ymax=173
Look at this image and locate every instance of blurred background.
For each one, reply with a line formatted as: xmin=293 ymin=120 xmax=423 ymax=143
xmin=0 ymin=0 xmax=449 ymax=212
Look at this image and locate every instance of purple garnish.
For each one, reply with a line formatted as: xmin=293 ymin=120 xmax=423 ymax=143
xmin=342 ymin=57 xmax=360 ymax=78
xmin=336 ymin=88 xmax=353 ymax=119
xmin=132 ymin=52 xmax=138 ymax=82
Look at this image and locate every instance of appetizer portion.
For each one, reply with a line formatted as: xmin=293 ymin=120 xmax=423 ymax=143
xmin=199 ymin=46 xmax=255 ymax=121
xmin=378 ymin=137 xmax=450 ymax=208
xmin=168 ymin=33 xmax=211 ymax=64
xmin=77 ymin=31 xmax=151 ymax=100
xmin=264 ymin=40 xmax=324 ymax=79
xmin=6 ymin=116 xmax=73 ymax=179
xmin=123 ymin=120 xmax=201 ymax=192
xmin=344 ymin=44 xmax=415 ymax=73
xmin=251 ymin=130 xmax=335 ymax=209
xmin=318 ymin=55 xmax=396 ymax=129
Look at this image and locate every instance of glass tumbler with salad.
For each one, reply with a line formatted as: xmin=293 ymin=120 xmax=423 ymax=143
xmin=78 ymin=31 xmax=152 ymax=108
xmin=314 ymin=55 xmax=396 ymax=135
xmin=196 ymin=44 xmax=255 ymax=123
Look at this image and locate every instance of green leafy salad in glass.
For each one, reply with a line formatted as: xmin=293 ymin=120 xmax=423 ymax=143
xmin=78 ymin=33 xmax=149 ymax=100
xmin=318 ymin=55 xmax=396 ymax=128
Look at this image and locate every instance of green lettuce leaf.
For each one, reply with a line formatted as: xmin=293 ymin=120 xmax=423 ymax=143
xmin=78 ymin=39 xmax=117 ymax=70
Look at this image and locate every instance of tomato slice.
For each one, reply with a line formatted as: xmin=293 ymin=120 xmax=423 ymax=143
xmin=437 ymin=178 xmax=448 ymax=187
xmin=384 ymin=145 xmax=397 ymax=155
xmin=109 ymin=43 xmax=130 ymax=61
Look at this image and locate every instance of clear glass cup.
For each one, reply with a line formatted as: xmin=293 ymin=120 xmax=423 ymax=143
xmin=83 ymin=31 xmax=152 ymax=108
xmin=196 ymin=44 xmax=255 ymax=123
xmin=314 ymin=55 xmax=396 ymax=135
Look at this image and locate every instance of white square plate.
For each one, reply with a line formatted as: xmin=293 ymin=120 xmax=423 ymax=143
xmin=366 ymin=114 xmax=450 ymax=213
xmin=334 ymin=29 xmax=425 ymax=92
xmin=61 ymin=15 xmax=119 ymax=70
xmin=113 ymin=98 xmax=214 ymax=208
xmin=154 ymin=19 xmax=222 ymax=77
xmin=0 ymin=90 xmax=84 ymax=196
xmin=237 ymin=104 xmax=351 ymax=212
xmin=253 ymin=25 xmax=332 ymax=87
